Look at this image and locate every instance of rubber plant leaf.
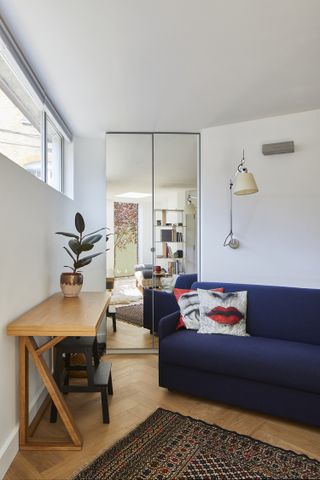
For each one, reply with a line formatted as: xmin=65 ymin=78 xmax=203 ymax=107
xmin=79 ymin=243 xmax=94 ymax=252
xmin=82 ymin=234 xmax=102 ymax=245
xmin=63 ymin=246 xmax=76 ymax=262
xmin=56 ymin=232 xmax=79 ymax=239
xmin=83 ymin=227 xmax=106 ymax=239
xmin=78 ymin=252 xmax=103 ymax=263
xmin=68 ymin=239 xmax=81 ymax=255
xmin=74 ymin=258 xmax=92 ymax=269
xmin=75 ymin=212 xmax=85 ymax=234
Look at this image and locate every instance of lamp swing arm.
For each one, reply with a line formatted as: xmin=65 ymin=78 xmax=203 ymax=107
xmin=237 ymin=149 xmax=246 ymax=173
xmin=223 ymin=179 xmax=239 ymax=249
xmin=223 ymin=180 xmax=233 ymax=244
xmin=187 ymin=193 xmax=197 ymax=204
xmin=223 ymin=149 xmax=258 ymax=249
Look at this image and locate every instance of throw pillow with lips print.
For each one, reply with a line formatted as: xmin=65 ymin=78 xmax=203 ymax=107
xmin=174 ymin=287 xmax=224 ymax=330
xmin=197 ymin=289 xmax=249 ymax=336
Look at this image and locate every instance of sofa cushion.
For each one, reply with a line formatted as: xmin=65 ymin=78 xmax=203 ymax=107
xmin=192 ymin=282 xmax=320 ymax=346
xmin=160 ymin=331 xmax=320 ymax=394
xmin=198 ymin=289 xmax=248 ymax=336
xmin=174 ymin=287 xmax=224 ymax=330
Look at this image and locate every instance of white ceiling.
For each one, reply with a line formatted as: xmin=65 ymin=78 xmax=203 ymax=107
xmin=0 ymin=0 xmax=320 ymax=136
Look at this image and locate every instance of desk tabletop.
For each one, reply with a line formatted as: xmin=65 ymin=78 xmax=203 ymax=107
xmin=7 ymin=291 xmax=111 ymax=337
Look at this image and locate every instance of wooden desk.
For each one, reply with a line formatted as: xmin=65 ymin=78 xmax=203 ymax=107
xmin=7 ymin=291 xmax=110 ymax=451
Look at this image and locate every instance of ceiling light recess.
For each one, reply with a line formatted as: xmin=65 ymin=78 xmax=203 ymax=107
xmin=115 ymin=192 xmax=152 ymax=199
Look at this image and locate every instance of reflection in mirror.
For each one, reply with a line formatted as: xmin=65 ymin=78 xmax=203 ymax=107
xmin=106 ymin=132 xmax=199 ymax=352
xmin=106 ymin=134 xmax=154 ymax=349
xmin=154 ymin=134 xmax=198 ymax=280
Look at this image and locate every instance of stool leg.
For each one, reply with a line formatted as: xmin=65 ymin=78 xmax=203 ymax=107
xmin=85 ymin=349 xmax=95 ymax=386
xmin=63 ymin=353 xmax=70 ymax=391
xmin=101 ymin=388 xmax=109 ymax=424
xmin=112 ymin=313 xmax=117 ymax=332
xmin=50 ymin=349 xmax=63 ymax=423
xmin=93 ymin=337 xmax=100 ymax=367
xmin=64 ymin=352 xmax=71 ymax=371
xmin=108 ymin=371 xmax=113 ymax=395
xmin=50 ymin=406 xmax=58 ymax=424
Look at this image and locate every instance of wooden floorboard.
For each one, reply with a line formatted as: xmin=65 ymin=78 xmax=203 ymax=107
xmin=5 ymin=354 xmax=320 ymax=479
xmin=106 ymin=315 xmax=158 ymax=349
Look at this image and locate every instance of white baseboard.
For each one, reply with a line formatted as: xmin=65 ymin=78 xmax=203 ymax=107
xmin=0 ymin=428 xmax=18 ymax=480
xmin=0 ymin=387 xmax=47 ymax=480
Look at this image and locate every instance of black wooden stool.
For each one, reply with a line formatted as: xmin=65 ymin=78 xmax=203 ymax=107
xmin=50 ymin=336 xmax=113 ymax=424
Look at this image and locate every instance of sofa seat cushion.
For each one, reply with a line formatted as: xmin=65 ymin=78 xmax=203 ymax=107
xmin=160 ymin=331 xmax=320 ymax=394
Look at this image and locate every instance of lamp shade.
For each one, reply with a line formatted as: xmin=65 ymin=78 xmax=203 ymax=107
xmin=233 ymin=171 xmax=258 ymax=195
xmin=185 ymin=202 xmax=196 ymax=215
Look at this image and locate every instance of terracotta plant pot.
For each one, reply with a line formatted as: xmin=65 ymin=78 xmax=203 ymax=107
xmin=60 ymin=272 xmax=83 ymax=297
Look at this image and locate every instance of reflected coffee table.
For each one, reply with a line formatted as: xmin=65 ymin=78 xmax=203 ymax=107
xmin=107 ymin=305 xmax=117 ymax=332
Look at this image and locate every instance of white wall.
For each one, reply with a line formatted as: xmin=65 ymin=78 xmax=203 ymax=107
xmin=73 ymin=136 xmax=106 ymax=291
xmin=201 ymin=109 xmax=320 ymax=288
xmin=0 ymin=136 xmax=106 ymax=478
xmin=0 ymin=155 xmax=74 ymax=478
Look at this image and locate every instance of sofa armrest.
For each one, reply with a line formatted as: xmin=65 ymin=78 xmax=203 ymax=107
xmin=143 ymin=288 xmax=179 ymax=333
xmin=158 ymin=310 xmax=180 ymax=341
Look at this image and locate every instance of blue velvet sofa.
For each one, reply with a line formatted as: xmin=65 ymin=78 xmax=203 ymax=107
xmin=159 ymin=280 xmax=320 ymax=427
xmin=143 ymin=274 xmax=197 ymax=333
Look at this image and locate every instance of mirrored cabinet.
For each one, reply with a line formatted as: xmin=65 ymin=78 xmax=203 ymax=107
xmin=106 ymin=132 xmax=199 ymax=351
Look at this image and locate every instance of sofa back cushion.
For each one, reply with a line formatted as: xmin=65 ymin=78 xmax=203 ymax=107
xmin=175 ymin=274 xmax=198 ymax=290
xmin=192 ymin=282 xmax=320 ymax=345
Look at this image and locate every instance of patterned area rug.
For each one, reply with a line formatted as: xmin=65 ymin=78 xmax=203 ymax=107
xmin=115 ymin=303 xmax=143 ymax=327
xmin=72 ymin=408 xmax=320 ymax=479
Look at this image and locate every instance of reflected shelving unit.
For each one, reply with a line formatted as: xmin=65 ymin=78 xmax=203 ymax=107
xmin=154 ymin=209 xmax=186 ymax=274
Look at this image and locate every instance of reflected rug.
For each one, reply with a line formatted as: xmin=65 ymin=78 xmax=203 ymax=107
xmin=115 ymin=303 xmax=143 ymax=327
xmin=72 ymin=408 xmax=320 ymax=479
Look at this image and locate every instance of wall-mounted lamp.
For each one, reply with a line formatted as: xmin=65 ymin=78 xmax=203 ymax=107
xmin=223 ymin=150 xmax=258 ymax=249
xmin=185 ymin=193 xmax=196 ymax=215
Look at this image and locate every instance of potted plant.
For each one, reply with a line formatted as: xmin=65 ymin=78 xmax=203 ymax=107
xmin=56 ymin=212 xmax=105 ymax=297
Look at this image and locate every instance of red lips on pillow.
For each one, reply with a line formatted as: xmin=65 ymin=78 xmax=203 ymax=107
xmin=207 ymin=306 xmax=243 ymax=325
xmin=174 ymin=287 xmax=224 ymax=330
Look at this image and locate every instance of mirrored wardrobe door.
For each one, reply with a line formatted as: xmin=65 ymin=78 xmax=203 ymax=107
xmin=106 ymin=133 xmax=155 ymax=350
xmin=153 ymin=133 xmax=199 ymax=333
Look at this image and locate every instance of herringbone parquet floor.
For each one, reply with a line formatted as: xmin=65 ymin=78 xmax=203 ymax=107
xmin=5 ymin=354 xmax=320 ymax=480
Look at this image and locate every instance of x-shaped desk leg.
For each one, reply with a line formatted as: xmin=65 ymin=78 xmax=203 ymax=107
xmin=19 ymin=336 xmax=83 ymax=450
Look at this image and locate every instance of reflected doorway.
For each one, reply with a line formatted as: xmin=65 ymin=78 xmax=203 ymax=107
xmin=114 ymin=202 xmax=138 ymax=277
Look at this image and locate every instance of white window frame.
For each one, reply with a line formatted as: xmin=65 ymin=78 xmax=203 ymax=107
xmin=0 ymin=16 xmax=72 ymax=193
xmin=44 ymin=112 xmax=64 ymax=190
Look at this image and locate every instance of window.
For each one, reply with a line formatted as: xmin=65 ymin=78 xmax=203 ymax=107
xmin=0 ymin=53 xmax=43 ymax=180
xmin=0 ymin=29 xmax=71 ymax=193
xmin=46 ymin=117 xmax=62 ymax=190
